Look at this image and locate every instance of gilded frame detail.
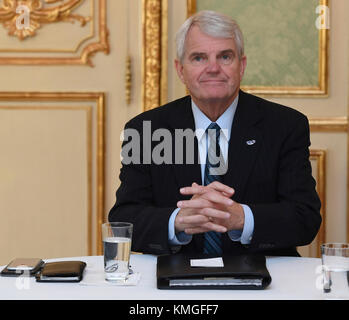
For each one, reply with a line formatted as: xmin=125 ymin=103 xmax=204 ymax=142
xmin=309 ymin=117 xmax=348 ymax=132
xmin=0 ymin=92 xmax=105 ymax=255
xmin=309 ymin=149 xmax=327 ymax=257
xmin=0 ymin=0 xmax=109 ymax=67
xmin=142 ymin=0 xmax=168 ymax=111
xmin=187 ymin=0 xmax=329 ymax=97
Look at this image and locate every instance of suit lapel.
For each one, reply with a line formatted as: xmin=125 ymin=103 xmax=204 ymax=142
xmin=169 ymin=97 xmax=202 ymax=191
xmin=223 ymin=91 xmax=263 ymax=201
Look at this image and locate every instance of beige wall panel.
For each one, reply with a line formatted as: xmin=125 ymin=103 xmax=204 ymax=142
xmin=0 ymin=108 xmax=89 ymax=264
xmin=311 ymin=132 xmax=347 ymax=243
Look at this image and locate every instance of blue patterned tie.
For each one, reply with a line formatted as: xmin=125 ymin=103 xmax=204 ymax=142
xmin=203 ymin=122 xmax=226 ymax=255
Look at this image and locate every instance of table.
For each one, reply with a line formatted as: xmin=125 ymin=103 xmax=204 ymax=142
xmin=0 ymin=255 xmax=334 ymax=300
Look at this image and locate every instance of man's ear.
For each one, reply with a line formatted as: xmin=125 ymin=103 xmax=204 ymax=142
xmin=175 ymin=59 xmax=186 ymax=84
xmin=239 ymin=56 xmax=247 ymax=81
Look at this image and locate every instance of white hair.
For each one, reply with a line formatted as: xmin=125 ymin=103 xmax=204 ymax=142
xmin=175 ymin=10 xmax=244 ymax=63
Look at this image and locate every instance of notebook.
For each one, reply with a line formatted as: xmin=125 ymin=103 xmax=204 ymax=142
xmin=157 ymin=253 xmax=272 ymax=290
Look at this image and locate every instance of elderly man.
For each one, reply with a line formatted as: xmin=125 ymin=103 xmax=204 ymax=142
xmin=109 ymin=10 xmax=321 ymax=256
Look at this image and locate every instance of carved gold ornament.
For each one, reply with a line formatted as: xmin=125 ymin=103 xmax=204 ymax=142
xmin=0 ymin=0 xmax=90 ymax=40
xmin=142 ymin=0 xmax=168 ymax=111
xmin=0 ymin=0 xmax=109 ymax=66
xmin=125 ymin=55 xmax=132 ymax=105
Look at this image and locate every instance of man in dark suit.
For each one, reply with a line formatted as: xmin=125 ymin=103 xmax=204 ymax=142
xmin=109 ymin=10 xmax=321 ymax=257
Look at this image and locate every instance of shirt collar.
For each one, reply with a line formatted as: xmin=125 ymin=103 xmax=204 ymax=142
xmin=191 ymin=95 xmax=239 ymax=142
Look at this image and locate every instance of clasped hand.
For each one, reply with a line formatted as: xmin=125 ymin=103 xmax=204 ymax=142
xmin=175 ymin=181 xmax=245 ymax=235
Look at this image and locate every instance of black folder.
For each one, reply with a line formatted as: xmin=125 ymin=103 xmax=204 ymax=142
xmin=157 ymin=254 xmax=271 ymax=290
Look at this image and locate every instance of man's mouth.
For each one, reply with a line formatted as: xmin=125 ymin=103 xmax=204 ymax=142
xmin=200 ymin=79 xmax=226 ymax=83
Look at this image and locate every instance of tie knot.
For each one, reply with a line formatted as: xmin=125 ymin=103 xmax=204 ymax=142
xmin=206 ymin=122 xmax=221 ymax=141
xmin=207 ymin=122 xmax=220 ymax=131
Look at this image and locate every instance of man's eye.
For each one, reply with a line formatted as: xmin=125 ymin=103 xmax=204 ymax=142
xmin=219 ymin=53 xmax=234 ymax=64
xmin=221 ymin=54 xmax=232 ymax=60
xmin=191 ymin=55 xmax=207 ymax=64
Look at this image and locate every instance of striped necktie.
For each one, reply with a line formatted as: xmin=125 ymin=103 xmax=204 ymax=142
xmin=203 ymin=122 xmax=226 ymax=255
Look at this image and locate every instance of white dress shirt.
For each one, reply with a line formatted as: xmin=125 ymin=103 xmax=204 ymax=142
xmin=168 ymin=95 xmax=254 ymax=246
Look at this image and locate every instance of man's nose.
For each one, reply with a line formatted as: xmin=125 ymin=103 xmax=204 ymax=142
xmin=206 ymin=57 xmax=220 ymax=72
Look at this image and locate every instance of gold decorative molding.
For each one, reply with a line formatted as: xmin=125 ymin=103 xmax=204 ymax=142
xmin=142 ymin=0 xmax=168 ymax=111
xmin=0 ymin=0 xmax=109 ymax=66
xmin=187 ymin=0 xmax=196 ymax=16
xmin=0 ymin=92 xmax=105 ymax=255
xmin=0 ymin=0 xmax=90 ymax=40
xmin=160 ymin=0 xmax=168 ymax=106
xmin=309 ymin=149 xmax=326 ymax=257
xmin=125 ymin=55 xmax=132 ymax=105
xmin=142 ymin=0 xmax=161 ymax=111
xmin=187 ymin=0 xmax=329 ymax=97
xmin=309 ymin=117 xmax=348 ymax=132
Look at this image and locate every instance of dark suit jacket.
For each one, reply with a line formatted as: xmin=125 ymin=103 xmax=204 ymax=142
xmin=109 ymin=90 xmax=321 ymax=256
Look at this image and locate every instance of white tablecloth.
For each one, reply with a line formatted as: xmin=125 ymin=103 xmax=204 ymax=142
xmin=0 ymin=255 xmax=333 ymax=300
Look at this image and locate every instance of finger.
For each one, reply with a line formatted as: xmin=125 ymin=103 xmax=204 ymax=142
xmin=181 ymin=185 xmax=234 ymax=206
xmin=180 ymin=184 xmax=206 ymax=195
xmin=185 ymin=222 xmax=227 ymax=234
xmin=177 ymin=216 xmax=212 ymax=233
xmin=200 ymin=207 xmax=230 ymax=220
xmin=178 ymin=214 xmax=210 ymax=227
xmin=179 ymin=189 xmax=234 ymax=207
xmin=177 ymin=198 xmax=212 ymax=209
xmin=181 ymin=182 xmax=234 ymax=196
xmin=207 ymin=181 xmax=235 ymax=195
xmin=200 ymin=190 xmax=234 ymax=206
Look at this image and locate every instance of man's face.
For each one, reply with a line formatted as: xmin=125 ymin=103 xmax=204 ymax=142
xmin=175 ymin=25 xmax=247 ymax=106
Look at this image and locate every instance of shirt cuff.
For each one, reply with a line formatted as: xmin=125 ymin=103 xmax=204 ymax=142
xmin=227 ymin=204 xmax=254 ymax=244
xmin=168 ymin=208 xmax=192 ymax=245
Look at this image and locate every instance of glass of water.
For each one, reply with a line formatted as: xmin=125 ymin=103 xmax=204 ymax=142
xmin=321 ymin=243 xmax=349 ymax=299
xmin=102 ymin=222 xmax=133 ymax=282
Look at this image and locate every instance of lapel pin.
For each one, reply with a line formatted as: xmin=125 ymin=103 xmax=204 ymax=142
xmin=246 ymin=139 xmax=256 ymax=146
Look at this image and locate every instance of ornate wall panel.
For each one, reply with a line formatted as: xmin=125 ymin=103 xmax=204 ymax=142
xmin=187 ymin=0 xmax=329 ymax=96
xmin=0 ymin=92 xmax=105 ymax=264
xmin=0 ymin=0 xmax=109 ymax=66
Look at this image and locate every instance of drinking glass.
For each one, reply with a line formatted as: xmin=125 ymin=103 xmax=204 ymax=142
xmin=102 ymin=222 xmax=133 ymax=282
xmin=321 ymin=243 xmax=349 ymax=299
